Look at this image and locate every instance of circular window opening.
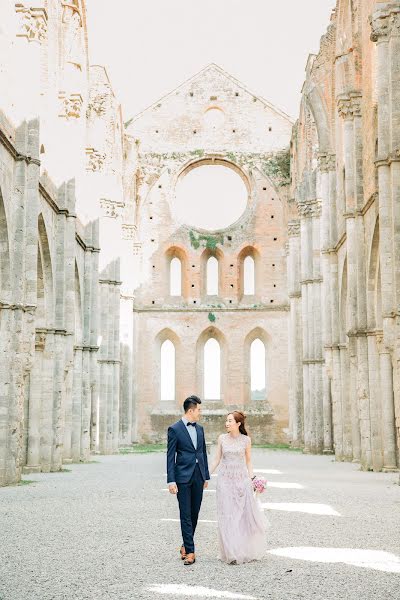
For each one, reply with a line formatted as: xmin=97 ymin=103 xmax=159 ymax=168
xmin=174 ymin=163 xmax=248 ymax=231
xmin=203 ymin=107 xmax=225 ymax=129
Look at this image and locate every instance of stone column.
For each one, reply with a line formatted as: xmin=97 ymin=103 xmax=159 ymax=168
xmin=62 ymin=181 xmax=77 ymax=463
xmin=299 ymin=205 xmax=313 ymax=452
xmin=24 ymin=332 xmax=45 ymax=472
xmin=377 ymin=334 xmax=398 ymax=470
xmin=337 ymin=96 xmax=365 ymax=464
xmin=318 ymin=153 xmax=335 ymax=453
xmin=371 ymin=3 xmax=399 ymax=469
xmin=287 ymin=220 xmax=303 ymax=447
xmin=71 ymin=346 xmax=83 ymax=462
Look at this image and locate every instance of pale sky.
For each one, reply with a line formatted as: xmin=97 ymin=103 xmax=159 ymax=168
xmin=86 ymin=0 xmax=336 ymax=121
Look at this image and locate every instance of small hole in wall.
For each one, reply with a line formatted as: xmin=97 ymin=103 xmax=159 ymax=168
xmin=271 ymin=215 xmax=274 ymax=219
xmin=273 ymin=284 xmax=276 ymax=287
xmin=273 ymin=237 xmax=277 ymax=241
xmin=193 ymin=130 xmax=197 ymax=134
xmin=193 ymin=300 xmax=197 ymax=304
xmin=210 ymin=95 xmax=217 ymax=101
xmin=152 ymin=301 xmax=155 ymax=304
xmin=268 ymin=127 xmax=272 ymax=132
xmin=235 ymin=92 xmax=239 ymax=97
xmin=270 ymin=299 xmax=274 ymax=303
xmin=158 ymin=184 xmax=162 ymax=189
xmin=152 ymin=265 xmax=155 ymax=269
xmin=272 ymin=263 xmax=275 ymax=267
xmin=229 ymin=300 xmax=232 ymax=304
xmin=151 ymin=239 xmax=155 ymax=242
xmin=272 ymin=197 xmax=274 ymax=201
xmin=155 ymin=130 xmax=159 ymax=133
xmin=230 ymin=284 xmax=234 ymax=288
xmin=192 ymin=264 xmax=195 ymax=268
xmin=190 ymin=92 xmax=194 ymax=97
xmin=230 ymin=264 xmax=234 ymax=267
xmin=191 ymin=284 xmax=194 ymax=288
xmin=227 ymin=236 xmax=232 ymax=241
xmin=150 ymin=216 xmax=153 ymax=220
xmin=263 ymin=187 xmax=267 ymax=191
xmin=232 ymin=129 xmax=236 ymax=133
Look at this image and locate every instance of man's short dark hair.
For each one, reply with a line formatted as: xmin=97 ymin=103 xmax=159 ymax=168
xmin=183 ymin=395 xmax=201 ymax=413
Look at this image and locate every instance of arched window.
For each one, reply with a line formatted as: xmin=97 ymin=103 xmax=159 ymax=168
xmin=170 ymin=257 xmax=182 ymax=296
xmin=250 ymin=338 xmax=266 ymax=400
xmin=204 ymin=338 xmax=220 ymax=399
xmin=243 ymin=256 xmax=255 ymax=295
xmin=161 ymin=340 xmax=175 ymax=401
xmin=206 ymin=256 xmax=218 ymax=295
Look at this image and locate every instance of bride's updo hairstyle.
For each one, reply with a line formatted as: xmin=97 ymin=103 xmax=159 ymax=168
xmin=230 ymin=411 xmax=248 ymax=436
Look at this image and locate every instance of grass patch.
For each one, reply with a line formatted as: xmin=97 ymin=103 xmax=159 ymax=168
xmin=17 ymin=479 xmax=36 ymax=486
xmin=60 ymin=468 xmax=72 ymax=472
xmin=253 ymin=443 xmax=303 ymax=452
xmin=119 ymin=444 xmax=166 ymax=454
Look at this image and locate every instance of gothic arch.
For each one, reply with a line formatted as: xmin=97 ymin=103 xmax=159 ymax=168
xmin=196 ymin=326 xmax=227 ymax=401
xmin=339 ymin=258 xmax=348 ymax=343
xmin=367 ymin=218 xmax=382 ymax=329
xmin=201 ymin=247 xmax=224 ymax=297
xmin=165 ymin=245 xmax=188 ymax=297
xmin=154 ymin=328 xmax=181 ymax=404
xmin=74 ymin=261 xmax=83 ymax=344
xmin=37 ymin=214 xmax=54 ymax=328
xmin=243 ymin=327 xmax=270 ymax=402
xmin=0 ymin=188 xmax=11 ymax=301
xmin=238 ymin=245 xmax=261 ymax=297
xmin=304 ymin=87 xmax=333 ymax=155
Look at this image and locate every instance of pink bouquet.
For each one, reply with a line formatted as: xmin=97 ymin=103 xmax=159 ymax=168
xmin=252 ymin=476 xmax=267 ymax=494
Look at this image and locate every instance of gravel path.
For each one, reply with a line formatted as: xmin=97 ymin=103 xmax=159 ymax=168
xmin=1 ymin=449 xmax=399 ymax=600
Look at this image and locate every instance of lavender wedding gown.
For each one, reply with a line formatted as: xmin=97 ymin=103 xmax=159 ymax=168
xmin=216 ymin=433 xmax=267 ymax=564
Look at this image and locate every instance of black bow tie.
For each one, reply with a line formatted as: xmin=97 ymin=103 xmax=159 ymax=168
xmin=187 ymin=422 xmax=196 ymax=427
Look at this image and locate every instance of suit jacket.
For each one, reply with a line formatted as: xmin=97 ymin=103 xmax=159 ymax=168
xmin=167 ymin=419 xmax=210 ymax=484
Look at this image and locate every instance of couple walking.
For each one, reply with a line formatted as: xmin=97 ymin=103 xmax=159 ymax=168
xmin=167 ymin=395 xmax=267 ymax=565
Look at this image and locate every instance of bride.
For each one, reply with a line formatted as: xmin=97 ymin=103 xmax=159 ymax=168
xmin=210 ymin=411 xmax=267 ymax=564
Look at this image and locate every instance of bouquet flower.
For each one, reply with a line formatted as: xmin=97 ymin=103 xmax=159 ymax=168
xmin=252 ymin=476 xmax=267 ymax=494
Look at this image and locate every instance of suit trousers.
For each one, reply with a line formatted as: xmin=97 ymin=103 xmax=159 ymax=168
xmin=177 ymin=464 xmax=204 ymax=554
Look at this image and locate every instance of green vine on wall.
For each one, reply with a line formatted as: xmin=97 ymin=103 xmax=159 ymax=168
xmin=208 ymin=312 xmax=216 ymax=323
xmin=189 ymin=230 xmax=224 ymax=250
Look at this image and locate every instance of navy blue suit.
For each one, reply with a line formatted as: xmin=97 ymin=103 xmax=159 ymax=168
xmin=167 ymin=420 xmax=210 ymax=554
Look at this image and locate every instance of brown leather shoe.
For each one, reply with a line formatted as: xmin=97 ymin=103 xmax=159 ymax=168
xmin=180 ymin=545 xmax=187 ymax=560
xmin=184 ymin=552 xmax=196 ymax=565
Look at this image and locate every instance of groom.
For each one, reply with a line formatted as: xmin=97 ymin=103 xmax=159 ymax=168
xmin=167 ymin=395 xmax=210 ymax=565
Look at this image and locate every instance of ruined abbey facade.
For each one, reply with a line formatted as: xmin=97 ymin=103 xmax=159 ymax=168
xmin=0 ymin=0 xmax=399 ymax=486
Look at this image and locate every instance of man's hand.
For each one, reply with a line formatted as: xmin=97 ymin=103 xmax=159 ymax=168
xmin=168 ymin=483 xmax=178 ymax=495
xmin=203 ymin=481 xmax=209 ymax=489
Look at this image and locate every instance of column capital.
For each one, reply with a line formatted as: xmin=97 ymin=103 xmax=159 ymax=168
xmin=337 ymin=93 xmax=362 ymax=120
xmin=15 ymin=4 xmax=48 ymax=44
xmin=59 ymin=92 xmax=83 ymax=119
xmin=318 ymin=153 xmax=336 ymax=172
xmin=288 ymin=220 xmax=300 ymax=237
xmin=86 ymin=147 xmax=106 ymax=172
xmin=297 ymin=199 xmax=322 ymax=218
xmin=370 ymin=4 xmax=400 ymax=42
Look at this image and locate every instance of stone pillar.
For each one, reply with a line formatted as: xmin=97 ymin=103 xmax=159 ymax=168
xmin=62 ymin=181 xmax=77 ymax=464
xmin=377 ymin=334 xmax=397 ymax=470
xmin=371 ymin=3 xmax=399 ymax=469
xmin=299 ymin=206 xmax=313 ymax=452
xmin=24 ymin=333 xmax=45 ymax=472
xmin=318 ymin=153 xmax=335 ymax=454
xmin=98 ymin=259 xmax=121 ymax=454
xmin=81 ymin=220 xmax=100 ymax=461
xmin=287 ymin=221 xmax=303 ymax=447
xmin=338 ymin=95 xmax=366 ymax=464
